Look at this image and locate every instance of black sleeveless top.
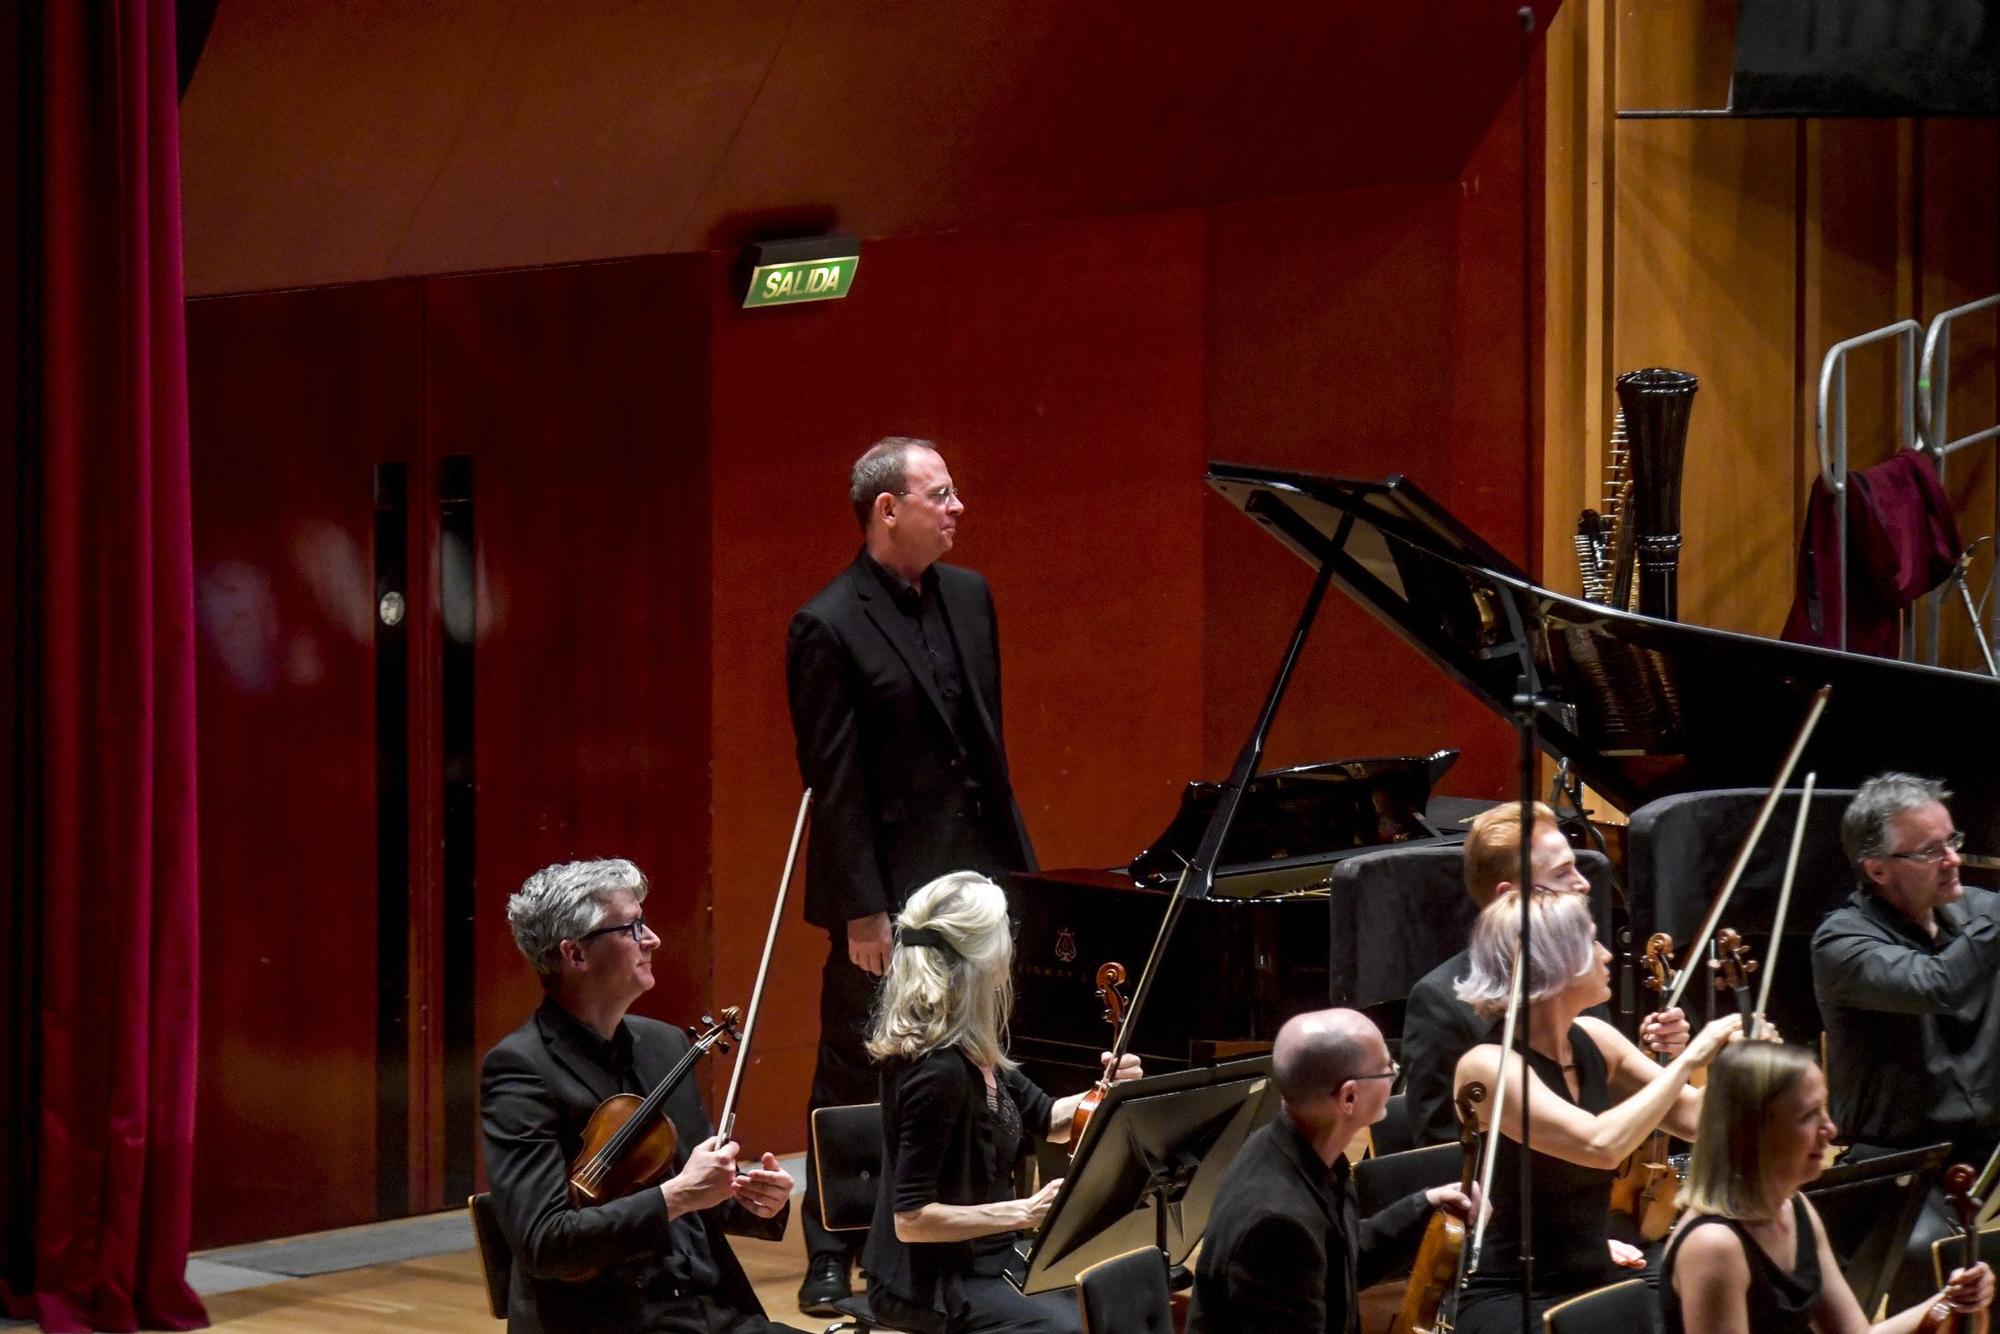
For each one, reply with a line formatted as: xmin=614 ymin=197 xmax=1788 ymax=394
xmin=1658 ymin=1198 xmax=1821 ymax=1334
xmin=1461 ymin=1023 xmax=1621 ymax=1300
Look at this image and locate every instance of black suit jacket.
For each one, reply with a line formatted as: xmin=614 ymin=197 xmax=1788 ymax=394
xmin=1187 ymin=1118 xmax=1432 ymax=1334
xmin=787 ymin=556 xmax=1034 ymax=929
xmin=1403 ymin=948 xmax=1485 ymax=1148
xmin=479 ymin=1000 xmax=787 ymax=1333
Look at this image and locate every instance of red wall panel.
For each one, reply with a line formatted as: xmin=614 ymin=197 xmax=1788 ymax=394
xmin=422 ymin=258 xmax=716 ymax=1171
xmin=188 ymin=281 xmax=424 ymax=1247
xmin=1203 ymin=187 xmax=1481 ymax=779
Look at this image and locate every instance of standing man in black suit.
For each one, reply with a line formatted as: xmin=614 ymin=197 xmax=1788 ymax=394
xmin=786 ymin=437 xmax=1037 ymax=1314
xmin=1187 ymin=1008 xmax=1472 ymax=1334
xmin=481 ymin=858 xmax=804 ymax=1334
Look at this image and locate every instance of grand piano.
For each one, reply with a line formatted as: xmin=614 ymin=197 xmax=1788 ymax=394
xmin=1009 ymin=463 xmax=2000 ymax=1083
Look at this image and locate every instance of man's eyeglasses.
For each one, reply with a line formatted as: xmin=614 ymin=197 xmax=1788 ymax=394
xmin=579 ymin=915 xmax=649 ymax=944
xmin=1353 ymin=1059 xmax=1401 ymax=1085
xmin=1885 ymin=831 xmax=1966 ymax=864
xmin=897 ymin=485 xmax=962 ymax=506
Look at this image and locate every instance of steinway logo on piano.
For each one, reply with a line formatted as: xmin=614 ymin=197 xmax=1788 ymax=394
xmin=1054 ymin=928 xmax=1077 ymax=963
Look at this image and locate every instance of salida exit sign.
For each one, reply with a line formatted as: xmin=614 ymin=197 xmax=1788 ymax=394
xmin=740 ymin=236 xmax=861 ymax=309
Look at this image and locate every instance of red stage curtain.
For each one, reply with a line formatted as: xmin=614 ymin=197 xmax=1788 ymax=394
xmin=0 ymin=1 xmax=207 ymax=1329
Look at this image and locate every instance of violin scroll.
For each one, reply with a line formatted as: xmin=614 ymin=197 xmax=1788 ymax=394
xmin=1094 ymin=963 xmax=1128 ymax=1031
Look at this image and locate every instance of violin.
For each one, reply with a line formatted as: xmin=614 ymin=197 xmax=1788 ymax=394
xmin=1918 ymin=1163 xmax=1991 ymax=1333
xmin=1066 ymin=961 xmax=1128 ymax=1146
xmin=567 ymin=1008 xmax=741 ymax=1209
xmin=1398 ymin=1082 xmax=1486 ymax=1333
xmin=1610 ymin=933 xmax=1682 ymax=1241
xmin=1709 ymin=927 xmax=1761 ymax=1027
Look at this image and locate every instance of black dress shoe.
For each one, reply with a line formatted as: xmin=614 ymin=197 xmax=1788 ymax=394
xmin=797 ymin=1253 xmax=852 ymax=1316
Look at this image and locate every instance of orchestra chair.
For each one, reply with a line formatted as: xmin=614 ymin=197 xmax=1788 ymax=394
xmin=1626 ymin=786 xmax=1855 ymax=1041
xmin=1930 ymin=1222 xmax=2000 ymax=1286
xmin=467 ymin=1192 xmax=510 ymax=1320
xmin=1805 ymin=1142 xmax=1950 ymax=1316
xmin=1075 ymin=1246 xmax=1173 ymax=1334
xmin=1352 ymin=1143 xmax=1459 ymax=1220
xmin=810 ymin=1102 xmax=921 ymax=1334
xmin=1328 ymin=843 xmax=1614 ymax=1014
xmin=1369 ymin=1092 xmax=1417 ymax=1157
xmin=1540 ymin=1278 xmax=1657 ymax=1334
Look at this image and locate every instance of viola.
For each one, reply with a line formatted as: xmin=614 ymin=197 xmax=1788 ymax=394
xmin=1918 ymin=1163 xmax=1991 ymax=1333
xmin=1610 ymin=932 xmax=1682 ymax=1241
xmin=567 ymin=1007 xmax=741 ymax=1209
xmin=1398 ymin=1082 xmax=1486 ymax=1333
xmin=1066 ymin=961 xmax=1128 ymax=1146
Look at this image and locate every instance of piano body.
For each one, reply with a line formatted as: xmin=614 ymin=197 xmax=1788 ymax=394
xmin=1009 ymin=463 xmax=2000 ymax=1083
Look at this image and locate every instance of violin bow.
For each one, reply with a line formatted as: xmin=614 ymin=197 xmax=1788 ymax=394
xmin=1465 ymin=948 xmax=1526 ymax=1276
xmin=1665 ymin=686 xmax=1830 ymax=1012
xmin=1749 ymin=772 xmax=1816 ymax=1039
xmin=715 ymin=788 xmax=812 ymax=1143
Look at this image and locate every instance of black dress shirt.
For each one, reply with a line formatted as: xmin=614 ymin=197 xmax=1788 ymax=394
xmin=1813 ymin=883 xmax=2000 ymax=1156
xmin=1186 ymin=1117 xmax=1431 ymax=1334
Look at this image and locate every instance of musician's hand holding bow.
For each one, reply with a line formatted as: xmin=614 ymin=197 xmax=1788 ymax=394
xmin=1941 ymin=1262 xmax=1996 ymax=1314
xmin=1639 ymin=1006 xmax=1690 ymax=1057
xmin=663 ymin=1135 xmax=740 ymax=1218
xmin=731 ymin=1151 xmax=793 ymax=1219
xmin=1425 ymin=1181 xmax=1477 ymax=1222
xmin=1684 ymin=1013 xmax=1745 ymax=1068
xmin=1101 ymin=1052 xmax=1143 ymax=1083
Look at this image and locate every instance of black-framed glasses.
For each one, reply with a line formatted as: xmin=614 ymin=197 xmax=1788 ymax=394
xmin=897 ymin=485 xmax=962 ymax=506
xmin=579 ymin=914 xmax=649 ymax=944
xmin=1353 ymin=1059 xmax=1401 ymax=1084
xmin=1886 ymin=831 xmax=1966 ymax=864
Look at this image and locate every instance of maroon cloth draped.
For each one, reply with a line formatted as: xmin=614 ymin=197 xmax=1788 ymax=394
xmin=1 ymin=1 xmax=207 ymax=1329
xmin=1781 ymin=447 xmax=1963 ymax=657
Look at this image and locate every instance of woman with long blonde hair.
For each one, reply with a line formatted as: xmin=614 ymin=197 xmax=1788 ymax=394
xmin=861 ymin=872 xmax=1139 ymax=1333
xmin=1660 ymin=1042 xmax=1993 ymax=1333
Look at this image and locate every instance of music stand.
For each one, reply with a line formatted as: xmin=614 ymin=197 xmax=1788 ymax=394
xmin=1015 ymin=1056 xmax=1279 ymax=1296
xmin=1807 ymin=1142 xmax=1950 ymax=1315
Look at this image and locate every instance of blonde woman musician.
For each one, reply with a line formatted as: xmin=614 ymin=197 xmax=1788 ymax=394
xmin=862 ymin=872 xmax=1140 ymax=1334
xmin=1660 ymin=1042 xmax=1994 ymax=1333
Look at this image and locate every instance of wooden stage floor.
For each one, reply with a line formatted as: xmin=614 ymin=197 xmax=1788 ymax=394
xmin=198 ymin=1219 xmax=814 ymax=1332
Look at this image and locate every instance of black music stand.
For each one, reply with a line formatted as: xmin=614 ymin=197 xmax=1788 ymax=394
xmin=1807 ymin=1142 xmax=1950 ymax=1315
xmin=1015 ymin=1057 xmax=1279 ymax=1296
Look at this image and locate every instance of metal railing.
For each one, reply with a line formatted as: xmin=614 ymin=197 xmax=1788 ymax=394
xmin=1815 ymin=319 xmax=1921 ymax=653
xmin=1917 ymin=293 xmax=2000 ymax=674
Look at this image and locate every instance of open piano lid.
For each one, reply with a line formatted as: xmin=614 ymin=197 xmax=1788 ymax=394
xmin=1207 ymin=462 xmax=2000 ymax=842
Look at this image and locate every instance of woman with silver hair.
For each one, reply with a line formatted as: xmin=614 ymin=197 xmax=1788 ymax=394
xmin=861 ymin=871 xmax=1140 ymax=1334
xmin=1448 ymin=890 xmax=1743 ymax=1333
xmin=1660 ymin=1041 xmax=1992 ymax=1333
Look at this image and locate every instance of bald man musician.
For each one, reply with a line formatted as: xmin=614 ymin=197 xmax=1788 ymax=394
xmin=1186 ymin=1008 xmax=1473 ymax=1334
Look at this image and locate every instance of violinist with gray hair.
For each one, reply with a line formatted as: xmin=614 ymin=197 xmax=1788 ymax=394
xmin=1812 ymin=772 xmax=2000 ymax=1305
xmin=480 ymin=858 xmax=804 ymax=1333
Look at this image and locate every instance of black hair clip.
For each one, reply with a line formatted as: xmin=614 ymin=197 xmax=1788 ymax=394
xmin=897 ymin=926 xmax=960 ymax=959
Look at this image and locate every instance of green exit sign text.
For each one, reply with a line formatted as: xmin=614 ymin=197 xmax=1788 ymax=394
xmin=743 ymin=254 xmax=859 ymax=308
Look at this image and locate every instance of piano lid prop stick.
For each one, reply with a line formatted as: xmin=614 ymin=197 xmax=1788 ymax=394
xmin=1666 ymin=685 xmax=1831 ymax=1012
xmin=1750 ymin=772 xmax=1815 ymax=1039
xmin=715 ymin=788 xmax=811 ymax=1145
xmin=1465 ymin=949 xmax=1525 ymax=1276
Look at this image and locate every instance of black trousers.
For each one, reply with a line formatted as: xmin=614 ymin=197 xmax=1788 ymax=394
xmin=803 ymin=929 xmax=882 ymax=1263
xmin=869 ymin=1276 xmax=1082 ymax=1334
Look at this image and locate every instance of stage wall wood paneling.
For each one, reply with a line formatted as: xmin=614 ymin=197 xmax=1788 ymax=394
xmin=1543 ymin=0 xmax=2000 ymax=664
xmin=189 ymin=282 xmax=424 ymax=1247
xmin=424 ymin=257 xmax=715 ymax=1206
